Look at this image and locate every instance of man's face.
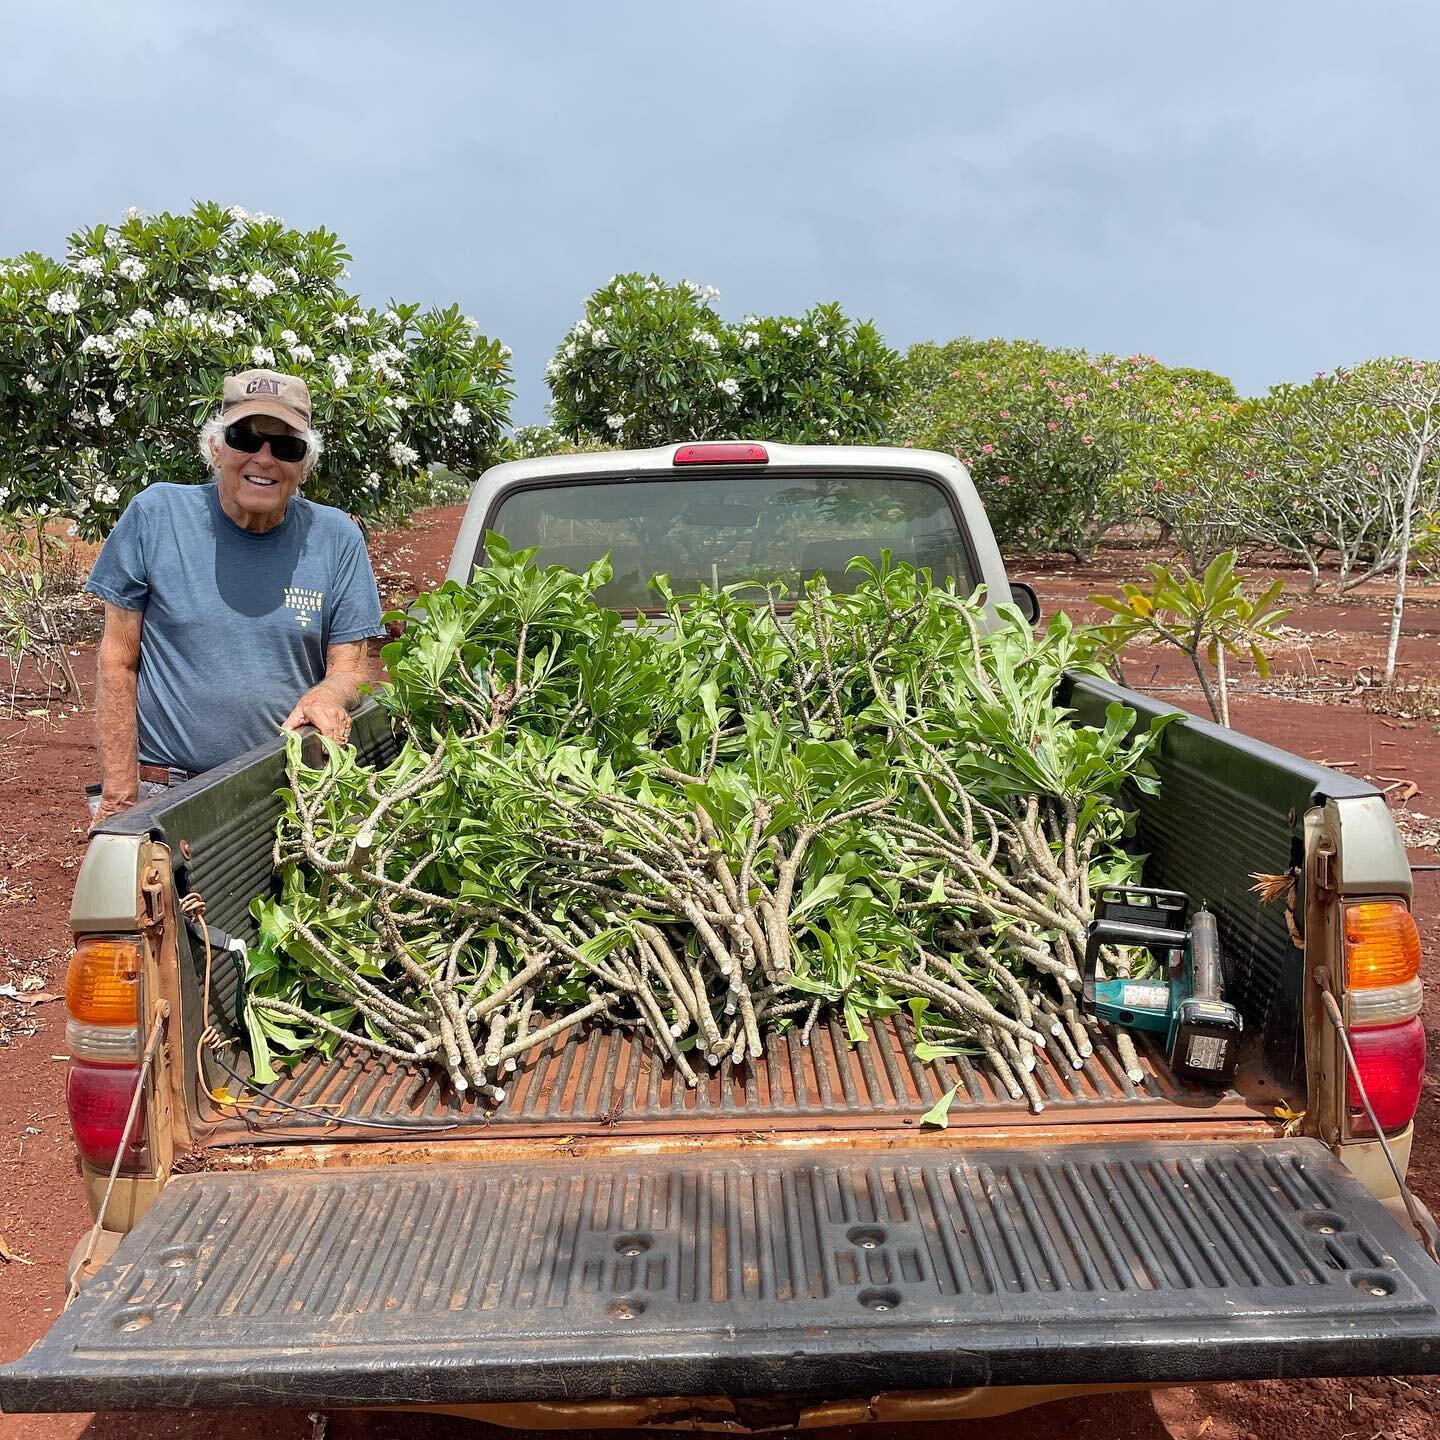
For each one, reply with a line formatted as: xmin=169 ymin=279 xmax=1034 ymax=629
xmin=211 ymin=415 xmax=306 ymax=525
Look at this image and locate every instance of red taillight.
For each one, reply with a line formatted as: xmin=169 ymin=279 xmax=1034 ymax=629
xmin=1347 ymin=1017 xmax=1426 ymax=1136
xmin=66 ymin=1061 xmax=149 ymax=1172
xmin=673 ymin=442 xmax=769 ymax=466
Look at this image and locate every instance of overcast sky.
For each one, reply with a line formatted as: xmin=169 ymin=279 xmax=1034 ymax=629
xmin=3 ymin=1 xmax=1437 ymax=424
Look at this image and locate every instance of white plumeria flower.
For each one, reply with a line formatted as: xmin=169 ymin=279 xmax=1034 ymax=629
xmin=116 ymin=256 xmax=147 ymax=282
xmin=279 ymin=329 xmax=299 ymax=346
xmin=251 ymin=345 xmax=276 ymax=367
xmin=451 ymin=401 xmax=472 ymax=426
xmin=605 ymin=414 xmax=624 ymax=431
xmin=544 ymin=357 xmax=561 ymax=378
xmin=289 ymin=342 xmax=314 ymax=363
xmin=280 ymin=266 xmax=300 ymax=284
xmin=206 ymin=274 xmax=231 ymax=292
xmin=591 ymin=327 xmax=609 ymax=345
xmin=817 ymin=334 xmax=829 ymax=347
xmin=123 ymin=205 xmax=143 ymax=220
xmin=129 ymin=307 xmax=154 ymax=328
xmin=46 ymin=290 xmax=81 ymax=314
xmin=113 ymin=324 xmax=136 ymax=342
xmin=388 ymin=395 xmax=409 ymax=410
xmin=383 ymin=309 xmax=401 ymax=326
xmin=388 ymin=439 xmax=419 ymax=468
xmin=162 ymin=296 xmax=190 ymax=318
xmin=227 ymin=205 xmax=251 ymax=222
xmin=74 ymin=255 xmax=104 ymax=278
xmin=101 ymin=288 xmax=116 ymax=303
xmin=499 ymin=343 xmax=511 ymax=358
xmin=36 ymin=504 xmax=49 ymax=516
xmin=463 ymin=315 xmax=478 ymax=330
xmin=102 ymin=230 xmax=125 ymax=250
xmin=113 ymin=385 xmax=127 ymax=401
xmin=245 ymin=271 xmax=277 ymax=299
xmin=80 ymin=334 xmax=116 ymax=357
xmin=716 ymin=377 xmax=739 ymax=397
xmin=0 ymin=486 xmax=10 ymax=505
xmin=23 ymin=375 xmax=44 ymax=395
xmin=95 ymin=403 xmax=115 ymax=428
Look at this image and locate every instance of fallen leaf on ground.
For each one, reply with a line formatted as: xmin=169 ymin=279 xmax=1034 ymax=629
xmin=0 ymin=1235 xmax=34 ymax=1265
xmin=0 ymin=986 xmax=60 ymax=1005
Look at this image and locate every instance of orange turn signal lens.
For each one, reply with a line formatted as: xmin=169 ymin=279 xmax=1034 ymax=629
xmin=1343 ymin=902 xmax=1422 ymax=990
xmin=65 ymin=937 xmax=142 ymax=1024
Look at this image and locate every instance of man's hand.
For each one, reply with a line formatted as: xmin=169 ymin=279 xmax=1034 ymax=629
xmin=281 ymin=689 xmax=353 ymax=743
xmin=281 ymin=640 xmax=369 ymax=745
xmin=89 ymin=785 xmax=140 ymax=833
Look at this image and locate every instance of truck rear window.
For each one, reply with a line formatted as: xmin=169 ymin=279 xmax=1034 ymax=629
xmin=487 ymin=472 xmax=973 ymax=608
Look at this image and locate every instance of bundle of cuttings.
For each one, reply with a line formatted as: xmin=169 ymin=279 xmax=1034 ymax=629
xmin=242 ymin=536 xmax=1171 ymax=1116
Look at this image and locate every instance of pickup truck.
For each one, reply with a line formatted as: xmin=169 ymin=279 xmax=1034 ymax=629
xmin=4 ymin=440 xmax=1438 ymax=1428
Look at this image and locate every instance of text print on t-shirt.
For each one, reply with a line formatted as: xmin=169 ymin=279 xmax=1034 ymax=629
xmin=284 ymin=586 xmax=325 ymax=628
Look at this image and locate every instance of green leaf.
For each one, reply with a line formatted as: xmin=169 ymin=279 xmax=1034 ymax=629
xmin=920 ymin=1083 xmax=961 ymax=1128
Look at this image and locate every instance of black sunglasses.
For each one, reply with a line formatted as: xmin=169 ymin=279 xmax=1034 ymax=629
xmin=224 ymin=421 xmax=308 ymax=464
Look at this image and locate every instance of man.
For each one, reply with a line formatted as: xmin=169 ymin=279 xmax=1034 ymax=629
xmin=85 ymin=369 xmax=383 ymax=827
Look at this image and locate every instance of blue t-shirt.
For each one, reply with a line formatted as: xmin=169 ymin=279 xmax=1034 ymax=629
xmin=86 ymin=483 xmax=383 ymax=775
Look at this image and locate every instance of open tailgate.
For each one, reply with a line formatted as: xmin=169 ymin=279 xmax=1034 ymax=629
xmin=5 ymin=1137 xmax=1440 ymax=1413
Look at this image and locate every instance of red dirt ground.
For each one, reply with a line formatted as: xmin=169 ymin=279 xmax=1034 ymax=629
xmin=2 ymin=510 xmax=1438 ymax=1440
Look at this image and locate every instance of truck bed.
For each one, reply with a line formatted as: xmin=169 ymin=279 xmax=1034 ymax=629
xmin=199 ymin=1009 xmax=1264 ymax=1144
xmin=103 ymin=672 xmax=1372 ymax=1149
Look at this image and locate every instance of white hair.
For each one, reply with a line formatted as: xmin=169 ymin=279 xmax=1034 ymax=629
xmin=199 ymin=413 xmax=324 ymax=478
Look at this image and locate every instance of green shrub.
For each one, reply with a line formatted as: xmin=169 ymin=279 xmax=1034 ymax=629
xmin=0 ymin=202 xmax=512 ymax=533
xmin=897 ymin=338 xmax=1237 ymax=560
xmin=545 ymin=274 xmax=901 ymax=448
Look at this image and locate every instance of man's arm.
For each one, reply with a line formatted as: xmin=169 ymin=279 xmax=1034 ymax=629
xmin=281 ymin=640 xmax=370 ymax=741
xmin=92 ymin=604 xmax=144 ymax=828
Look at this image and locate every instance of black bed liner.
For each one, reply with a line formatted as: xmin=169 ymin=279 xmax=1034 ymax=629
xmin=4 ymin=1137 xmax=1439 ymax=1412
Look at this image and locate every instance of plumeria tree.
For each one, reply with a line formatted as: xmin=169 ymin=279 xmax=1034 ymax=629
xmin=545 ymin=274 xmax=901 ymax=447
xmin=0 ymin=202 xmax=512 ymax=535
xmin=897 ymin=338 xmax=1238 ymax=561
xmin=1163 ymin=362 xmax=1440 ymax=598
xmin=1363 ymin=360 xmax=1440 ymax=684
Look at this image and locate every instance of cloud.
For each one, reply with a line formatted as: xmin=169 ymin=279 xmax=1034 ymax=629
xmin=3 ymin=1 xmax=1438 ymax=423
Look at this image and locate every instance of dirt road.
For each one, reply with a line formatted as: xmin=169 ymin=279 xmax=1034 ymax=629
xmin=2 ymin=509 xmax=1438 ymax=1439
